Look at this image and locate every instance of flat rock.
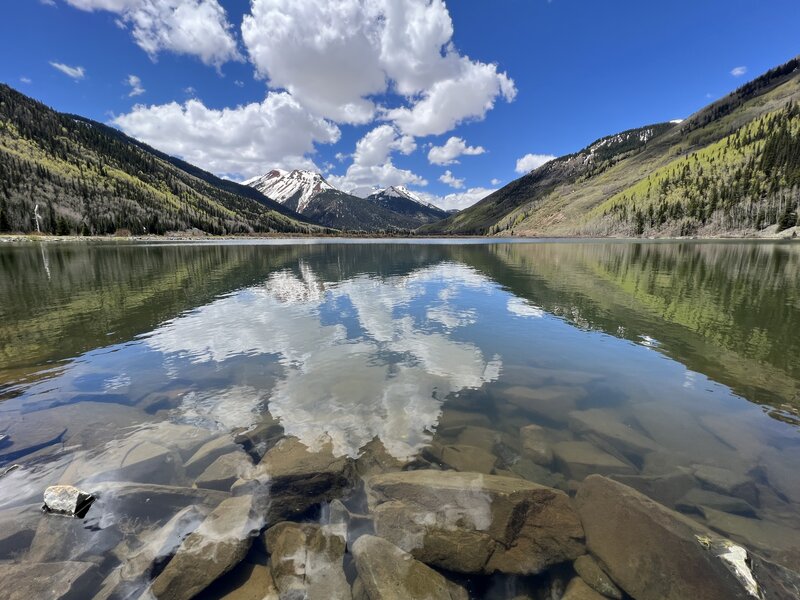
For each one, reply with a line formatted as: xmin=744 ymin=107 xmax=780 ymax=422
xmin=185 ymin=436 xmax=243 ymax=477
xmin=195 ymin=451 xmax=253 ymax=492
xmin=562 ymin=577 xmax=607 ymax=600
xmin=519 ymin=424 xmax=554 ymax=466
xmin=206 ymin=561 xmax=279 ymax=600
xmin=553 ymin=441 xmax=636 ymax=480
xmin=367 ymin=470 xmax=584 ymax=575
xmin=573 ymin=555 xmax=622 ymax=599
xmin=503 ymin=385 xmax=585 ymax=423
xmin=257 ymin=437 xmax=355 ymax=521
xmin=568 ymin=409 xmax=658 ymax=458
xmin=676 ymin=488 xmax=757 ymax=517
xmin=611 ymin=470 xmax=696 ymax=508
xmin=149 ymin=495 xmax=257 ymax=600
xmin=0 ymin=503 xmax=40 ymax=559
xmin=352 ymin=534 xmax=468 ymax=600
xmin=576 ymin=474 xmax=767 ymax=600
xmin=693 ymin=465 xmax=759 ymax=507
xmin=264 ymin=521 xmax=351 ymax=600
xmin=437 ymin=408 xmax=492 ymax=430
xmin=426 ymin=443 xmax=497 ymax=473
xmin=0 ymin=561 xmax=101 ymax=600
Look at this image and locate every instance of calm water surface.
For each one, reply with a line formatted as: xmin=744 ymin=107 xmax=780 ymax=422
xmin=0 ymin=239 xmax=798 ymax=596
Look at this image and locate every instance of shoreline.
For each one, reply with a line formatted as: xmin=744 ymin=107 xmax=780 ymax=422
xmin=1 ymin=231 xmax=798 ymax=244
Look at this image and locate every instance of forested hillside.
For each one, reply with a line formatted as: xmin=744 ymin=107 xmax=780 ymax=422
xmin=591 ymin=101 xmax=800 ymax=235
xmin=0 ymin=84 xmax=326 ymax=236
xmin=424 ymin=56 xmax=800 ymax=237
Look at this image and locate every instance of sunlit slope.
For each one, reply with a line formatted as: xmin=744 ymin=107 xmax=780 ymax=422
xmin=0 ymin=84 xmax=327 ymax=235
xmin=424 ymin=57 xmax=800 ymax=237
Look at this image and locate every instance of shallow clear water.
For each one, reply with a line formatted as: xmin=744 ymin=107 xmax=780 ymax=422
xmin=0 ymin=239 xmax=798 ymax=596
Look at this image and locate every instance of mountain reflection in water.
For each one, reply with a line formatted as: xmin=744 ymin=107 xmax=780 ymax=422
xmin=0 ymin=240 xmax=798 ymax=597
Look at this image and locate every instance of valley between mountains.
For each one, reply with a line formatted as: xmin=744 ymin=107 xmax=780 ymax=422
xmin=1 ymin=56 xmax=799 ymax=238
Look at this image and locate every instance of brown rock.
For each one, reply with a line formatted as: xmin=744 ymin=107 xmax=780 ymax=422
xmin=562 ymin=577 xmax=607 ymax=600
xmin=0 ymin=561 xmax=100 ymax=600
xmin=573 ymin=555 xmax=622 ymax=599
xmin=352 ymin=535 xmax=468 ymax=600
xmin=149 ymin=495 xmax=257 ymax=600
xmin=257 ymin=437 xmax=355 ymax=521
xmin=553 ymin=441 xmax=636 ymax=480
xmin=576 ymin=475 xmax=762 ymax=600
xmin=367 ymin=470 xmax=584 ymax=575
xmin=519 ymin=424 xmax=554 ymax=466
xmin=264 ymin=521 xmax=351 ymax=600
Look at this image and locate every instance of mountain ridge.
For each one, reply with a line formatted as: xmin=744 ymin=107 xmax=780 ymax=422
xmin=0 ymin=84 xmax=326 ymax=235
xmin=423 ymin=56 xmax=800 ymax=237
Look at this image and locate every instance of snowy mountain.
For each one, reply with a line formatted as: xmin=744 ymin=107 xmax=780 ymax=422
xmin=245 ymin=169 xmax=450 ymax=231
xmin=366 ymin=186 xmax=449 ymax=223
xmin=243 ymin=169 xmax=334 ymax=214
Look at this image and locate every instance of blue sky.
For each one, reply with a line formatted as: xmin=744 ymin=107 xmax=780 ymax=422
xmin=2 ymin=0 xmax=798 ymax=210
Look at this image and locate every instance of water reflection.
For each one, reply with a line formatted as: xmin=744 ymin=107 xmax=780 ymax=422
xmin=0 ymin=240 xmax=799 ymax=597
xmin=146 ymin=262 xmax=502 ymax=460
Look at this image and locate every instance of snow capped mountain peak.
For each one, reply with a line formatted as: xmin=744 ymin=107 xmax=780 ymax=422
xmin=374 ymin=185 xmax=440 ymax=210
xmin=245 ymin=168 xmax=333 ymax=213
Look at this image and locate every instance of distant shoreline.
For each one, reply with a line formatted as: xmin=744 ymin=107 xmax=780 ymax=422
xmin=1 ymin=231 xmax=797 ymax=244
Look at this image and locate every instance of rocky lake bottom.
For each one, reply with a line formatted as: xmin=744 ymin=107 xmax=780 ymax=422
xmin=0 ymin=239 xmax=798 ymax=599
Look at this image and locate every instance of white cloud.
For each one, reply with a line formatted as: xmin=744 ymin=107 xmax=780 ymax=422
xmin=730 ymin=66 xmax=747 ymax=77
xmin=241 ymin=0 xmax=515 ymax=131
xmin=49 ymin=61 xmax=86 ymax=80
xmin=490 ymin=178 xmax=501 ymax=185
xmin=327 ymin=124 xmax=426 ymax=196
xmin=64 ymin=0 xmax=241 ymax=68
xmin=387 ymin=60 xmax=516 ymax=136
xmin=515 ymin=153 xmax=556 ymax=174
xmin=20 ymin=77 xmax=32 ymax=84
xmin=428 ymin=136 xmax=485 ymax=165
xmin=418 ymin=186 xmax=495 ymax=212
xmin=439 ymin=170 xmax=464 ymax=189
xmin=126 ymin=74 xmax=145 ymax=96
xmin=112 ymin=93 xmax=340 ymax=178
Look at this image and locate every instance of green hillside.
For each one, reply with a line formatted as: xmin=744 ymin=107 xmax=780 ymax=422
xmin=423 ymin=57 xmax=800 ymax=237
xmin=0 ymin=84 xmax=328 ymax=236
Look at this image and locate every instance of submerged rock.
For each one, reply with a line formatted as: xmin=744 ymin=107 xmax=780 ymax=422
xmin=693 ymin=464 xmax=759 ymax=507
xmin=184 ymin=436 xmax=243 ymax=477
xmin=553 ymin=441 xmax=636 ymax=481
xmin=425 ymin=443 xmax=497 ymax=473
xmin=195 ymin=450 xmax=254 ymax=492
xmin=352 ymin=534 xmax=468 ymax=600
xmin=576 ymin=474 xmax=767 ymax=600
xmin=264 ymin=521 xmax=351 ymax=600
xmin=562 ymin=577 xmax=608 ymax=600
xmin=0 ymin=560 xmax=101 ymax=600
xmin=519 ymin=424 xmax=554 ymax=466
xmin=256 ymin=436 xmax=355 ymax=521
xmin=149 ymin=495 xmax=257 ymax=600
xmin=367 ymin=470 xmax=584 ymax=575
xmin=42 ymin=485 xmax=94 ymax=518
xmin=573 ymin=555 xmax=622 ymax=599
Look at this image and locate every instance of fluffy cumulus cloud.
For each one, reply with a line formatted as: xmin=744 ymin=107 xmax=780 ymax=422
xmin=419 ymin=186 xmax=495 ymax=212
xmin=50 ymin=61 xmax=86 ymax=80
xmin=428 ymin=136 xmax=485 ymax=165
xmin=439 ymin=170 xmax=464 ymax=189
xmin=515 ymin=152 xmax=556 ymax=174
xmin=730 ymin=65 xmax=748 ymax=77
xmin=327 ymin=124 xmax=426 ymax=196
xmin=64 ymin=0 xmax=241 ymax=67
xmin=241 ymin=0 xmax=515 ymax=131
xmin=113 ymin=93 xmax=340 ymax=178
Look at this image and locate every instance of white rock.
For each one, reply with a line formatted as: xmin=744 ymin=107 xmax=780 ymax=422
xmin=43 ymin=485 xmax=94 ymax=517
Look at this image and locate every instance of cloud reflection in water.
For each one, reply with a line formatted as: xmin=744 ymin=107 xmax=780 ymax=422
xmin=146 ymin=262 xmax=502 ymax=460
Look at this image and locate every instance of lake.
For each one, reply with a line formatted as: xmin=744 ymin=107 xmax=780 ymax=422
xmin=0 ymin=239 xmax=799 ymax=599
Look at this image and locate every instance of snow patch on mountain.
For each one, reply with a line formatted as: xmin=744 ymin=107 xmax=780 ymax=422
xmin=245 ymin=169 xmax=333 ymax=213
